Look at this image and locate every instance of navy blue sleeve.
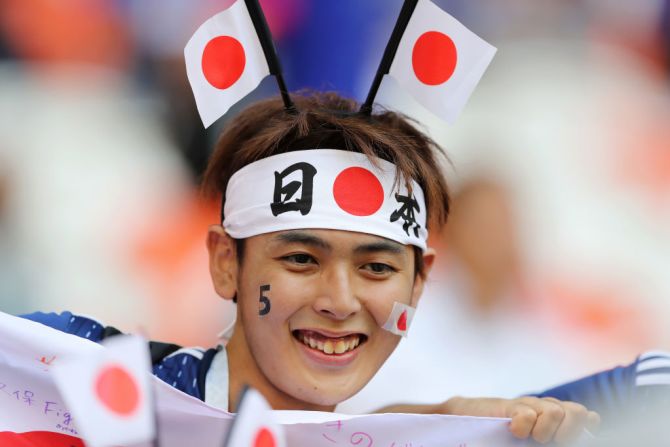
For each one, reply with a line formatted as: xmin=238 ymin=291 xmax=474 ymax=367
xmin=20 ymin=311 xmax=107 ymax=342
xmin=18 ymin=311 xmax=216 ymax=403
xmin=532 ymin=364 xmax=636 ymax=412
xmin=531 ymin=351 xmax=670 ymax=425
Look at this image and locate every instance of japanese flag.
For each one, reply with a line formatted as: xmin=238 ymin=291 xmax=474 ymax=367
xmin=185 ymin=0 xmax=270 ymax=128
xmin=382 ymin=302 xmax=416 ymax=337
xmin=52 ymin=335 xmax=155 ymax=447
xmin=388 ymin=0 xmax=496 ymax=123
xmin=225 ymin=387 xmax=286 ymax=447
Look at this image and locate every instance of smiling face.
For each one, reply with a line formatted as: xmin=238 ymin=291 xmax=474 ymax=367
xmin=207 ymin=227 xmax=434 ymax=411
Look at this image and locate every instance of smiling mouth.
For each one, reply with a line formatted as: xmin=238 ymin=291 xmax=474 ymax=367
xmin=293 ymin=330 xmax=367 ymax=355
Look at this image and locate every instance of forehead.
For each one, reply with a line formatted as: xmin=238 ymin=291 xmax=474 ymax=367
xmin=253 ymin=229 xmax=411 ymax=255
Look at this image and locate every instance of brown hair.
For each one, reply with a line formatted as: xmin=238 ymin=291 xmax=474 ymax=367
xmin=201 ymin=92 xmax=451 ymax=276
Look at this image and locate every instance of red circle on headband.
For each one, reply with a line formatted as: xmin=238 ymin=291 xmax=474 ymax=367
xmin=201 ymin=36 xmax=246 ymax=89
xmin=333 ymin=167 xmax=384 ymax=216
xmin=412 ymin=31 xmax=458 ymax=85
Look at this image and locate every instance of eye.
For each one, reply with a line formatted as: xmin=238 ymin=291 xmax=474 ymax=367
xmin=362 ymin=262 xmax=396 ymax=275
xmin=282 ymin=253 xmax=317 ymax=265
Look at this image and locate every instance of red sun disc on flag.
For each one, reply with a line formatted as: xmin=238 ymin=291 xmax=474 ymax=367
xmin=202 ymin=36 xmax=246 ymax=89
xmin=412 ymin=31 xmax=458 ymax=85
xmin=396 ymin=310 xmax=408 ymax=331
xmin=333 ymin=167 xmax=384 ymax=216
xmin=253 ymin=427 xmax=276 ymax=447
xmin=94 ymin=364 xmax=140 ymax=416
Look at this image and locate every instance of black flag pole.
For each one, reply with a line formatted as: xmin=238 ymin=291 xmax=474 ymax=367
xmin=359 ymin=0 xmax=418 ymax=115
xmin=220 ymin=385 xmax=251 ymax=447
xmin=151 ymin=368 xmax=161 ymax=447
xmin=152 ymin=413 xmax=161 ymax=447
xmin=245 ymin=0 xmax=296 ymax=113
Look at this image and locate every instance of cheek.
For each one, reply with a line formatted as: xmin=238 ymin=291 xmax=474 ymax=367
xmin=366 ymin=321 xmax=402 ymax=374
xmin=237 ymin=273 xmax=304 ymax=327
xmin=239 ymin=282 xmax=273 ymax=321
xmin=238 ymin=281 xmax=295 ymax=370
xmin=359 ymin=278 xmax=415 ymax=327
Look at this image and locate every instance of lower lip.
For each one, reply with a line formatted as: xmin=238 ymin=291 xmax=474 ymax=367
xmin=295 ymin=338 xmax=361 ymax=368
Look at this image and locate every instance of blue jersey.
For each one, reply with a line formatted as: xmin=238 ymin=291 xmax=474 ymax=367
xmin=21 ymin=311 xmax=220 ymax=402
xmin=21 ymin=311 xmax=669 ymax=423
xmin=531 ymin=351 xmax=669 ymax=423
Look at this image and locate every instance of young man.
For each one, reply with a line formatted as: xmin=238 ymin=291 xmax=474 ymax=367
xmin=28 ymin=91 xmax=657 ymax=445
xmin=200 ymin=91 xmax=601 ymax=444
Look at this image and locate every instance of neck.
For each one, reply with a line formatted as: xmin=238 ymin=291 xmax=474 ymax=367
xmin=225 ymin=321 xmax=335 ymax=413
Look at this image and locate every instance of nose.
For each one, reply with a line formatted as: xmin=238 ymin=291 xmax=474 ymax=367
xmin=312 ymin=266 xmax=362 ymax=320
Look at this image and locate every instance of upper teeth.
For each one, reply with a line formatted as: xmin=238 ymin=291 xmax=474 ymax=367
xmin=298 ymin=332 xmax=361 ymax=355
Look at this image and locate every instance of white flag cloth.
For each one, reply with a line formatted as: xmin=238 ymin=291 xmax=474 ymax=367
xmin=184 ymin=0 xmax=270 ymax=128
xmin=388 ymin=0 xmax=496 ymax=123
xmin=0 ymin=311 xmax=533 ymax=447
xmin=51 ymin=335 xmax=155 ymax=447
xmin=225 ymin=388 xmax=286 ymax=447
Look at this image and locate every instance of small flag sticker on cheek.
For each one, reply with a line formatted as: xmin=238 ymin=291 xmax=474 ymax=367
xmin=382 ymin=302 xmax=416 ymax=337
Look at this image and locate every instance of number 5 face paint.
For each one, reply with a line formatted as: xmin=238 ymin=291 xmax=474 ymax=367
xmin=259 ymin=284 xmax=271 ymax=316
xmin=381 ymin=302 xmax=416 ymax=337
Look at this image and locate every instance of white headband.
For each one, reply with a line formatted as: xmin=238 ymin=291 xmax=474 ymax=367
xmin=223 ymin=149 xmax=428 ymax=250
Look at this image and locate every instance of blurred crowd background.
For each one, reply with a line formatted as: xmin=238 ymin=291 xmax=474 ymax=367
xmin=0 ymin=0 xmax=669 ymax=412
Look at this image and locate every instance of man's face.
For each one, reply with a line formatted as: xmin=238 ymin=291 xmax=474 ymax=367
xmin=212 ymin=228 xmax=431 ymax=408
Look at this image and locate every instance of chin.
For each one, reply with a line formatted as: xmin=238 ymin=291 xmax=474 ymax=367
xmin=276 ymin=375 xmax=365 ymax=409
xmin=298 ymin=388 xmax=357 ymax=408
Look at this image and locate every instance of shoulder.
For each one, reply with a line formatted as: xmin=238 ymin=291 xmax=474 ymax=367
xmin=20 ymin=311 xmax=108 ymax=342
xmin=20 ymin=311 xmax=219 ymax=401
xmin=153 ymin=346 xmax=219 ymax=400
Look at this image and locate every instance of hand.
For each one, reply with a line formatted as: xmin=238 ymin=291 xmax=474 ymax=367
xmin=442 ymin=396 xmax=601 ymax=445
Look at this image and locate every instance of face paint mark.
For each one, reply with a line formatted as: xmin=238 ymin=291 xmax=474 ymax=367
xmin=396 ymin=310 xmax=408 ymax=331
xmin=259 ymin=284 xmax=271 ymax=316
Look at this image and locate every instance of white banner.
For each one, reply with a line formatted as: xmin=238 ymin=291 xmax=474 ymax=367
xmin=0 ymin=311 xmax=523 ymax=447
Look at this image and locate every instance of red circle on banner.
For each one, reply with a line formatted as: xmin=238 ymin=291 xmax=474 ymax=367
xmin=201 ymin=36 xmax=246 ymax=89
xmin=0 ymin=431 xmax=85 ymax=447
xmin=412 ymin=31 xmax=458 ymax=85
xmin=333 ymin=167 xmax=384 ymax=216
xmin=253 ymin=427 xmax=276 ymax=447
xmin=94 ymin=364 xmax=140 ymax=416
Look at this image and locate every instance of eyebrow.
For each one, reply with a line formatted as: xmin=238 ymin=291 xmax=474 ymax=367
xmin=353 ymin=241 xmax=405 ymax=256
xmin=272 ymin=231 xmax=406 ymax=256
xmin=272 ymin=231 xmax=332 ymax=251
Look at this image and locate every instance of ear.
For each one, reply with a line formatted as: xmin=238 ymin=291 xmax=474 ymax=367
xmin=206 ymin=225 xmax=239 ymax=301
xmin=409 ymin=247 xmax=436 ymax=308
